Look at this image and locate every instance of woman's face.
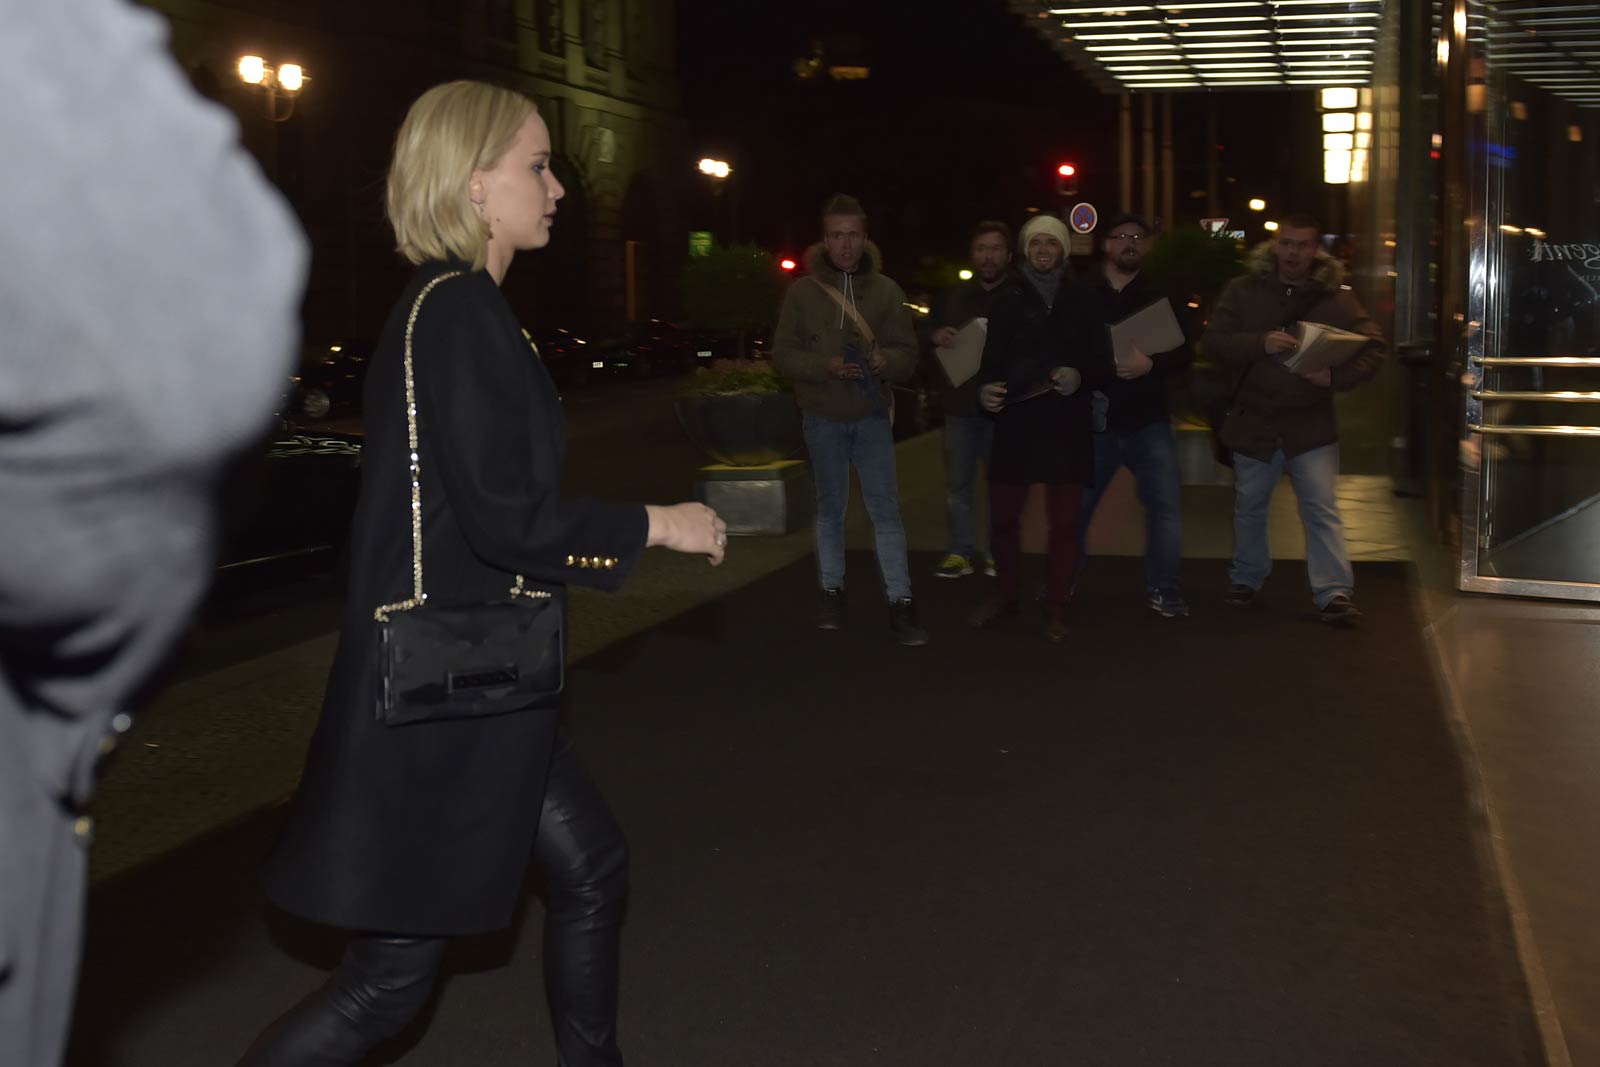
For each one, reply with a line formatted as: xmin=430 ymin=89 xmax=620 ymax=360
xmin=473 ymin=112 xmax=565 ymax=254
xmin=1026 ymin=234 xmax=1064 ymax=273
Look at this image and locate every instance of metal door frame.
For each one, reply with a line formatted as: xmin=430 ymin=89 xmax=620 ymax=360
xmin=1454 ymin=0 xmax=1600 ymax=602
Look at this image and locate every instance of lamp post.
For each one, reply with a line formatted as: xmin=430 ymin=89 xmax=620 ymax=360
xmin=697 ymin=157 xmax=735 ymax=243
xmin=237 ymin=55 xmax=308 ymax=122
xmin=1248 ymin=198 xmax=1266 ymax=212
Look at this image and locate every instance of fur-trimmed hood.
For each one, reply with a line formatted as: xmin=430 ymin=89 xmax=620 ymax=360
xmin=802 ymin=239 xmax=884 ymax=279
xmin=1244 ymin=240 xmax=1346 ymax=289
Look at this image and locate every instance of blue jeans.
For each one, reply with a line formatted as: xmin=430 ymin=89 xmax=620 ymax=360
xmin=1229 ymin=442 xmax=1354 ymax=608
xmin=1081 ymin=420 xmax=1183 ymax=594
xmin=802 ymin=413 xmax=913 ymax=600
xmin=942 ymin=414 xmax=993 ymax=559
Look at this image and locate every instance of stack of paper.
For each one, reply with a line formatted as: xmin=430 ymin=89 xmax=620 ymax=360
xmin=1283 ymin=321 xmax=1370 ymax=374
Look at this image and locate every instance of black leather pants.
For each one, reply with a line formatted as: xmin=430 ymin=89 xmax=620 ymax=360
xmin=239 ymin=735 xmax=629 ymax=1066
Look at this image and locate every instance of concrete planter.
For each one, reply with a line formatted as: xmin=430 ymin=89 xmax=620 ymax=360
xmin=674 ymin=391 xmax=803 ymax=467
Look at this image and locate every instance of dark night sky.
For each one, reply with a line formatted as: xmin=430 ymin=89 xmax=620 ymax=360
xmin=675 ymin=1 xmax=1319 ymax=275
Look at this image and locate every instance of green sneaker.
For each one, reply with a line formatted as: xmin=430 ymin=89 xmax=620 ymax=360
xmin=934 ymin=553 xmax=974 ymax=579
xmin=982 ymin=553 xmax=996 ymax=577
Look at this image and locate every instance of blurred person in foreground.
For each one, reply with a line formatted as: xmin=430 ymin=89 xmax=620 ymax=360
xmin=928 ymin=221 xmax=1014 ymax=582
xmin=1201 ymin=213 xmax=1386 ymax=624
xmin=239 ymin=81 xmax=726 ymax=1066
xmin=0 ymin=1 xmax=309 ymax=1063
xmin=773 ymin=194 xmax=927 ymax=646
xmin=972 ymin=215 xmax=1112 ymax=642
xmin=1078 ymin=212 xmax=1195 ymax=618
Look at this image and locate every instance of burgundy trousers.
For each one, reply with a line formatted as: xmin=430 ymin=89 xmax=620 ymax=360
xmin=989 ymin=481 xmax=1084 ymax=607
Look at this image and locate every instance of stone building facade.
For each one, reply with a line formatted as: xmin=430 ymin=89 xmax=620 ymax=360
xmin=144 ymin=0 xmax=688 ymax=343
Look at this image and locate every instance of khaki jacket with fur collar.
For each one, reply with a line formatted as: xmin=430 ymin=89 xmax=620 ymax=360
xmin=772 ymin=241 xmax=918 ymax=421
xmin=1201 ymin=242 xmax=1387 ymax=461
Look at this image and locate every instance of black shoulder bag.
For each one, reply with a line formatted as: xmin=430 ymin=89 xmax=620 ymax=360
xmin=373 ymin=272 xmax=565 ymax=726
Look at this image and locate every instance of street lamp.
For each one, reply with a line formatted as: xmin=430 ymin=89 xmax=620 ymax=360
xmin=1263 ymin=220 xmax=1280 ymax=232
xmin=1248 ymin=198 xmax=1266 ymax=212
xmin=238 ymin=55 xmax=308 ymax=121
xmin=696 ymin=157 xmax=735 ymax=242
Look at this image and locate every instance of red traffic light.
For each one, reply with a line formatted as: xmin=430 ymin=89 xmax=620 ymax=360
xmin=780 ymin=257 xmax=797 ymax=271
xmin=1057 ymin=163 xmax=1077 ymax=178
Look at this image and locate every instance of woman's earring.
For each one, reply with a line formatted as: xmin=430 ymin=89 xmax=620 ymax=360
xmin=472 ymin=200 xmax=486 ymax=218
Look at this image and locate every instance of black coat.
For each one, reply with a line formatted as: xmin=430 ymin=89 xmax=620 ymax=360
xmin=262 ymin=261 xmax=648 ymax=936
xmin=977 ymin=276 xmax=1112 ymax=486
xmin=1087 ymin=270 xmax=1196 ymax=431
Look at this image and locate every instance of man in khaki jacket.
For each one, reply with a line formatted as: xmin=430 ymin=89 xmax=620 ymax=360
xmin=773 ymin=194 xmax=925 ymax=645
xmin=1201 ymin=213 xmax=1387 ymax=623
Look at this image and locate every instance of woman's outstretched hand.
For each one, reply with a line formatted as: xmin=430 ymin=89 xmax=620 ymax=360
xmin=645 ymin=503 xmax=728 ymax=565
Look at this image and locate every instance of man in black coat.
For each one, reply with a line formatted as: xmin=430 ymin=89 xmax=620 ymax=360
xmin=928 ymin=220 xmax=1013 ymax=580
xmin=972 ymin=215 xmax=1113 ymax=642
xmin=1079 ymin=212 xmax=1195 ymax=618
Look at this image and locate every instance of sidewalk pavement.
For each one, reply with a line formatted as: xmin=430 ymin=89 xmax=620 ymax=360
xmin=89 ymin=424 xmax=1593 ymax=1066
xmin=86 ymin=431 xmax=1409 ymax=884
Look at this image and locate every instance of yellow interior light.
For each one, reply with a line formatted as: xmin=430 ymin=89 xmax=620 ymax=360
xmin=1320 ymin=87 xmax=1358 ymax=110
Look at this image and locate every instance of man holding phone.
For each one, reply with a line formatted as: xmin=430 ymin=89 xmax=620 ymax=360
xmin=773 ymin=194 xmax=926 ymax=645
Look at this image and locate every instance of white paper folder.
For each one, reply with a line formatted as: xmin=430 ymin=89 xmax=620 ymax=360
xmin=935 ymin=317 xmax=988 ymax=389
xmin=1108 ymin=298 xmax=1185 ymax=367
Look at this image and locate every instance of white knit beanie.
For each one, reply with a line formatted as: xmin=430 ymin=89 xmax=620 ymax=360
xmin=1018 ymin=214 xmax=1073 ymax=253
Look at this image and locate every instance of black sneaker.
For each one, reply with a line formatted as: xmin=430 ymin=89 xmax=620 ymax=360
xmin=1224 ymin=583 xmax=1256 ymax=607
xmin=888 ymin=597 xmax=929 ymax=646
xmin=1318 ymin=593 xmax=1362 ymax=625
xmin=817 ymin=587 xmax=844 ymax=630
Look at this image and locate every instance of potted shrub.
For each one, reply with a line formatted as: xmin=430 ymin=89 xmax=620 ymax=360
xmin=1141 ymin=226 xmax=1245 ymax=426
xmin=680 ymin=243 xmax=784 ymax=361
xmin=675 ymin=244 xmax=800 ymax=466
xmin=674 ymin=358 xmax=802 ymax=467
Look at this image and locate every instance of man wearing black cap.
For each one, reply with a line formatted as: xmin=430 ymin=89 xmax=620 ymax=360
xmin=1079 ymin=212 xmax=1194 ymax=617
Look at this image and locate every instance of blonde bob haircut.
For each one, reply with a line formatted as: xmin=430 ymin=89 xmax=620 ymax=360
xmin=386 ymin=80 xmax=538 ymax=271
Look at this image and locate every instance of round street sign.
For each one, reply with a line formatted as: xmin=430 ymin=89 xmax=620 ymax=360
xmin=1069 ymin=202 xmax=1098 ymax=234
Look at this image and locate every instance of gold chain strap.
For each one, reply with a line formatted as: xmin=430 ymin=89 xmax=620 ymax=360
xmin=374 ymin=272 xmax=549 ymax=622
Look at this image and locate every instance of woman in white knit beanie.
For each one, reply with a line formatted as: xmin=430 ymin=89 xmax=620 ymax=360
xmin=969 ymin=212 xmax=1111 ymax=641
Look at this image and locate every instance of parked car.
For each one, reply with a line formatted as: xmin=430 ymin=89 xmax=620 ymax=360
xmin=289 ymin=340 xmax=374 ymax=424
xmin=682 ymin=326 xmax=773 ymax=365
xmin=616 ymin=318 xmax=700 ymax=377
xmin=524 ymin=326 xmax=622 ymax=388
xmin=214 ymin=427 xmax=363 ymax=589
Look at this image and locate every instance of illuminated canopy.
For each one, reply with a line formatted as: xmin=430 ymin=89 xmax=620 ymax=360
xmin=1481 ymin=3 xmax=1600 ymax=111
xmin=1009 ymin=1 xmax=1384 ymax=92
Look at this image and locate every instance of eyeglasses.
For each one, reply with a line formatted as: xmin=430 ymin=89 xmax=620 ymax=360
xmin=1107 ymin=232 xmax=1146 ymax=242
